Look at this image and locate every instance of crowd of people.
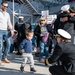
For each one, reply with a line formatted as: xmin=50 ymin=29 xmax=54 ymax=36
xmin=45 ymin=4 xmax=75 ymax=75
xmin=0 ymin=1 xmax=75 ymax=75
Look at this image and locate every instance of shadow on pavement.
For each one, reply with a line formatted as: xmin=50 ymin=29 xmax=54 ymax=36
xmin=0 ymin=67 xmax=46 ymax=75
xmin=8 ymin=53 xmax=48 ymax=68
xmin=2 ymin=53 xmax=50 ymax=75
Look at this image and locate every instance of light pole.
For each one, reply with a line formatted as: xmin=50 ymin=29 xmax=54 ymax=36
xmin=12 ymin=0 xmax=14 ymax=30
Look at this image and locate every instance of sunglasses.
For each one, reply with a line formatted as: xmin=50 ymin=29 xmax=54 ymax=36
xmin=3 ymin=5 xmax=8 ymax=8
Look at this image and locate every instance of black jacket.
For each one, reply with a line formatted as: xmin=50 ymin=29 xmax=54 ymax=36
xmin=15 ymin=22 xmax=31 ymax=44
xmin=54 ymin=14 xmax=75 ymax=34
xmin=48 ymin=42 xmax=75 ymax=73
xmin=34 ymin=24 xmax=53 ymax=46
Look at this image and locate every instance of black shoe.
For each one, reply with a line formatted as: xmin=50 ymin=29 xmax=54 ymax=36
xmin=16 ymin=52 xmax=22 ymax=55
xmin=20 ymin=66 xmax=24 ymax=72
xmin=30 ymin=68 xmax=36 ymax=72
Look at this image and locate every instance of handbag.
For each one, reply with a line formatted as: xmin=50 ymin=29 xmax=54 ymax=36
xmin=42 ymin=32 xmax=49 ymax=42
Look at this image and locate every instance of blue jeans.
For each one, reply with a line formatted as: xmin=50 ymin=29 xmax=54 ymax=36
xmin=10 ymin=44 xmax=14 ymax=53
xmin=39 ymin=41 xmax=49 ymax=59
xmin=0 ymin=30 xmax=11 ymax=60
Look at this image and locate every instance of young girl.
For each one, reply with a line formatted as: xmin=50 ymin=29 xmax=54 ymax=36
xmin=34 ymin=16 xmax=50 ymax=62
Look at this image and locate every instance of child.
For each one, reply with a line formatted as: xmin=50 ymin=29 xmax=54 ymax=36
xmin=20 ymin=29 xmax=36 ymax=72
xmin=10 ymin=30 xmax=18 ymax=53
xmin=34 ymin=16 xmax=50 ymax=62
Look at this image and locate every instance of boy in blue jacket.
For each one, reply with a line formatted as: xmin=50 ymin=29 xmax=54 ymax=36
xmin=20 ymin=29 xmax=36 ymax=72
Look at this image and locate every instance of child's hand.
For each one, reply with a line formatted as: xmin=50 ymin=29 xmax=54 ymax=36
xmin=40 ymin=34 xmax=44 ymax=37
xmin=34 ymin=49 xmax=37 ymax=52
xmin=33 ymin=48 xmax=37 ymax=53
xmin=20 ymin=49 xmax=24 ymax=53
